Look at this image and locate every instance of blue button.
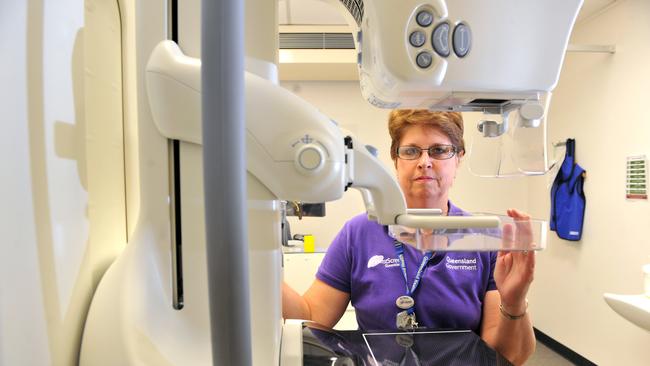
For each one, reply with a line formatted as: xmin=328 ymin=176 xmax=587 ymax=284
xmin=416 ymin=11 xmax=434 ymax=27
xmin=432 ymin=23 xmax=450 ymax=57
xmin=416 ymin=52 xmax=433 ymax=68
xmin=453 ymin=24 xmax=472 ymax=57
xmin=409 ymin=31 xmax=426 ymax=47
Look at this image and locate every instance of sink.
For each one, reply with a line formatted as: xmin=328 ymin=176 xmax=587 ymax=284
xmin=603 ymin=293 xmax=650 ymax=331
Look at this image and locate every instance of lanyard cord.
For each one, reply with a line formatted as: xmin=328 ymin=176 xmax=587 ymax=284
xmin=394 ymin=240 xmax=433 ymax=315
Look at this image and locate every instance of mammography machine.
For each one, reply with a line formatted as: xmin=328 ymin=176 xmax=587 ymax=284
xmin=80 ymin=1 xmax=583 ymax=365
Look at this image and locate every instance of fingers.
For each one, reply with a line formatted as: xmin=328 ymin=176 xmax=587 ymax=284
xmin=496 ymin=210 xmax=537 ymax=304
xmin=501 ymin=253 xmax=512 ymax=275
xmin=506 ymin=208 xmax=530 ymax=220
xmin=506 ymin=208 xmax=535 ymax=251
xmin=501 ymin=222 xmax=515 ymax=251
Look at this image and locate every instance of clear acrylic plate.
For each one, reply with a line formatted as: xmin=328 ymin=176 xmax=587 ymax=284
xmin=388 ymin=213 xmax=547 ymax=252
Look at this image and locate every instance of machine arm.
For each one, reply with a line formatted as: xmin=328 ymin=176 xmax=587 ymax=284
xmin=146 ymin=41 xmax=500 ymax=231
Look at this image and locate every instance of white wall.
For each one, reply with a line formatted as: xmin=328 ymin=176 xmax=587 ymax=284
xmin=1 ymin=1 xmax=128 ymax=365
xmin=527 ymin=0 xmax=650 ymax=364
xmin=281 ymin=80 xmax=530 ymax=249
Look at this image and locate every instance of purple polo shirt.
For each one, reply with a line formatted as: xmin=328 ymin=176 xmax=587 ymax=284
xmin=316 ymin=202 xmax=497 ymax=333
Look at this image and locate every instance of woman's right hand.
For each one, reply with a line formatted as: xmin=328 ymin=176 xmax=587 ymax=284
xmin=493 ymin=209 xmax=536 ymax=315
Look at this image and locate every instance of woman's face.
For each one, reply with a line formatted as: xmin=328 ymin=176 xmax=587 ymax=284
xmin=394 ymin=125 xmax=461 ymax=209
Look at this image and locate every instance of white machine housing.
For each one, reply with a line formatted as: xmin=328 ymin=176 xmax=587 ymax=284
xmin=146 ymin=41 xmax=502 ymax=227
xmin=357 ymin=0 xmax=583 ymax=111
xmin=146 ymin=41 xmax=346 ymax=203
xmin=146 ymin=41 xmax=403 ymax=223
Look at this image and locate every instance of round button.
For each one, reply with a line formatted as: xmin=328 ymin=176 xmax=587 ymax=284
xmin=416 ymin=51 xmax=433 ymax=69
xmin=416 ymin=10 xmax=433 ymax=27
xmin=409 ymin=31 xmax=426 ymax=47
xmin=453 ymin=23 xmax=472 ymax=57
xmin=432 ymin=23 xmax=450 ymax=57
xmin=295 ymin=144 xmax=325 ymax=174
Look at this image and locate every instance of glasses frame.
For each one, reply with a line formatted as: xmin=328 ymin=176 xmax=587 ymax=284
xmin=396 ymin=144 xmax=459 ymax=161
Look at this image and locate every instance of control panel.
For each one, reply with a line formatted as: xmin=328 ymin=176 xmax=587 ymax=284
xmin=406 ymin=6 xmax=472 ymax=70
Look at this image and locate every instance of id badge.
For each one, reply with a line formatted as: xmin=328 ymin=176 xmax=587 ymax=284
xmin=396 ymin=310 xmax=417 ymax=330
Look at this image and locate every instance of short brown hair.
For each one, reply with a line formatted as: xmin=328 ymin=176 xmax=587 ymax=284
xmin=388 ymin=110 xmax=465 ymax=161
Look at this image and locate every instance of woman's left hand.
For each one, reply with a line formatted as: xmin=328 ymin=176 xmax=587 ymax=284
xmin=494 ymin=208 xmax=536 ymax=316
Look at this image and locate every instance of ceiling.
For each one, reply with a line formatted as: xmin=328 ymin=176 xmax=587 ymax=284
xmin=278 ymin=0 xmax=619 ymax=26
xmin=279 ymin=0 xmax=347 ymax=25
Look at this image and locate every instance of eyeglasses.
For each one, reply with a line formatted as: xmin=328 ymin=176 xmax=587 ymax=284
xmin=396 ymin=144 xmax=459 ymax=160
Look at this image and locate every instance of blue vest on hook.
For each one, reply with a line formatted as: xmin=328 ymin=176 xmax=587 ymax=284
xmin=550 ymin=138 xmax=586 ymax=241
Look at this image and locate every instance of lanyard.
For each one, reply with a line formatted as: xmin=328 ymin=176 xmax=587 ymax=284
xmin=393 ymin=240 xmax=433 ymax=315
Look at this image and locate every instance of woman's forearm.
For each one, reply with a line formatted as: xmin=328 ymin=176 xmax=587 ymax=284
xmin=491 ymin=312 xmax=536 ymax=365
xmin=282 ymin=282 xmax=311 ymax=320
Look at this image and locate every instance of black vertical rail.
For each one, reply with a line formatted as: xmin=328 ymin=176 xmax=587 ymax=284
xmin=168 ymin=0 xmax=184 ymax=310
xmin=171 ymin=140 xmax=184 ymax=309
xmin=170 ymin=0 xmax=178 ymax=42
xmin=202 ymin=0 xmax=251 ymax=365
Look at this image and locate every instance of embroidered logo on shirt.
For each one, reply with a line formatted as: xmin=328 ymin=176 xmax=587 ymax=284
xmin=367 ymin=255 xmax=400 ymax=268
xmin=445 ymin=256 xmax=477 ymax=271
xmin=367 ymin=255 xmax=384 ymax=268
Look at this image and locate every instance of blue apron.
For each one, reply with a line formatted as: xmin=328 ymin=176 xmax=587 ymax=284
xmin=550 ymin=138 xmax=586 ymax=241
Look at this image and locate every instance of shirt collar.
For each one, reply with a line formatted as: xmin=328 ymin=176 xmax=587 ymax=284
xmin=447 ymin=200 xmax=464 ymax=215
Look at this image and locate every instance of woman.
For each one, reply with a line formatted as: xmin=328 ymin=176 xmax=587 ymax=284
xmin=283 ymin=110 xmax=535 ymax=365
